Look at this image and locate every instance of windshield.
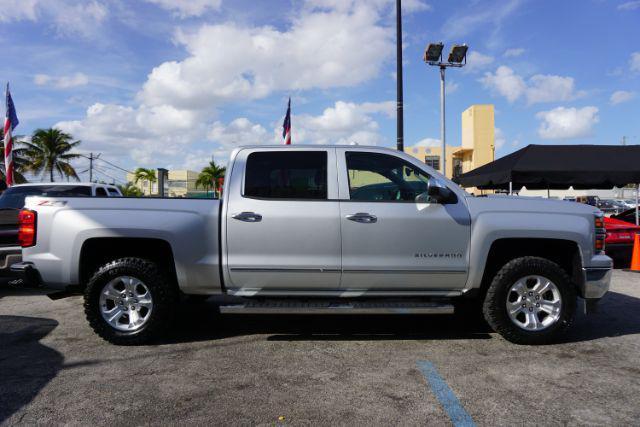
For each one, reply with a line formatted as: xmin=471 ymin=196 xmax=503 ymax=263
xmin=0 ymin=185 xmax=92 ymax=209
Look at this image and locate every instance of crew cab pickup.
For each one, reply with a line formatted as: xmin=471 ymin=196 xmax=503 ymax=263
xmin=13 ymin=146 xmax=613 ymax=345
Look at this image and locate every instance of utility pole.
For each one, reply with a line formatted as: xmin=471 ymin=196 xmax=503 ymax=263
xmin=89 ymin=153 xmax=93 ymax=183
xmin=396 ymin=0 xmax=404 ymax=152
xmin=439 ymin=66 xmax=446 ymax=175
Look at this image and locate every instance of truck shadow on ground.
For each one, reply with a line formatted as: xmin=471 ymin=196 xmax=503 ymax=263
xmin=165 ymin=291 xmax=640 ymax=344
xmin=0 ymin=315 xmax=62 ymax=424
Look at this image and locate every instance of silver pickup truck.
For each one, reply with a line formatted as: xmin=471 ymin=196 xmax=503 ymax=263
xmin=13 ymin=146 xmax=612 ymax=345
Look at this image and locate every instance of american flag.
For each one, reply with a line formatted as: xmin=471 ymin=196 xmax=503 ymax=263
xmin=4 ymin=83 xmax=19 ymax=187
xmin=282 ymin=97 xmax=291 ymax=145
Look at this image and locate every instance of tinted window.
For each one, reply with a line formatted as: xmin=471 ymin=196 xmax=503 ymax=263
xmin=95 ymin=187 xmax=108 ymax=197
xmin=346 ymin=152 xmax=431 ymax=202
xmin=0 ymin=185 xmax=92 ymax=209
xmin=107 ymin=188 xmax=121 ymax=197
xmin=245 ymin=151 xmax=327 ymax=200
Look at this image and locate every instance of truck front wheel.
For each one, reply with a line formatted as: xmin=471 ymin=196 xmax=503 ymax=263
xmin=84 ymin=258 xmax=178 ymax=345
xmin=483 ymin=256 xmax=576 ymax=345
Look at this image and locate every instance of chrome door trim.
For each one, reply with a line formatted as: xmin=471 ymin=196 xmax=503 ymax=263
xmin=342 ymin=269 xmax=467 ymax=274
xmin=230 ymin=267 xmax=341 ymax=273
xmin=231 ymin=267 xmax=466 ymax=274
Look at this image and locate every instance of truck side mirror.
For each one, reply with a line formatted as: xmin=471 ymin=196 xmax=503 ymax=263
xmin=427 ymin=179 xmax=456 ymax=204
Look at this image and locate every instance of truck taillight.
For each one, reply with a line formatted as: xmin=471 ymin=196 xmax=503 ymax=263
xmin=18 ymin=209 xmax=37 ymax=248
xmin=594 ymin=215 xmax=605 ymax=253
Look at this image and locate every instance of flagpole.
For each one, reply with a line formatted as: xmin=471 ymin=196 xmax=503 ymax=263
xmin=396 ymin=0 xmax=404 ymax=152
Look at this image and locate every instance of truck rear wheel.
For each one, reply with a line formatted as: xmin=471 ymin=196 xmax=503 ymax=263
xmin=483 ymin=256 xmax=576 ymax=345
xmin=84 ymin=258 xmax=178 ymax=345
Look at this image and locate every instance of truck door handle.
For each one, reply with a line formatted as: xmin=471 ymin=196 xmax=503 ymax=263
xmin=232 ymin=212 xmax=262 ymax=222
xmin=346 ymin=213 xmax=377 ymax=223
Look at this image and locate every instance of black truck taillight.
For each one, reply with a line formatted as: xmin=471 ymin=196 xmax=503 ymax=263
xmin=18 ymin=209 xmax=37 ymax=248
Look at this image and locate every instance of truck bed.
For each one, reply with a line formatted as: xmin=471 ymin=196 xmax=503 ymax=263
xmin=23 ymin=197 xmax=222 ymax=293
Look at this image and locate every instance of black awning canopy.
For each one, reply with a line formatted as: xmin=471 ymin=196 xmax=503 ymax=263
xmin=455 ymin=144 xmax=640 ymax=190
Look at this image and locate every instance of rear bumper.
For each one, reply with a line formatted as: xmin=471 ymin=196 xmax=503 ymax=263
xmin=580 ymin=267 xmax=612 ymax=299
xmin=0 ymin=246 xmax=22 ymax=276
xmin=10 ymin=261 xmax=42 ymax=286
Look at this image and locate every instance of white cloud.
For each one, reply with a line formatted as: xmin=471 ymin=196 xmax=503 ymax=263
xmin=55 ymin=103 xmax=208 ymax=168
xmin=445 ymin=81 xmax=459 ymax=94
xmin=618 ymin=1 xmax=640 ymax=10
xmin=290 ymin=100 xmax=392 ymax=146
xmin=34 ymin=72 xmax=89 ymax=89
xmin=480 ymin=66 xmax=526 ymax=103
xmin=610 ymin=90 xmax=636 ymax=105
xmin=414 ymin=138 xmax=440 ymax=147
xmin=481 ymin=66 xmax=584 ymax=104
xmin=630 ymin=52 xmax=640 ymax=73
xmin=0 ymin=0 xmax=108 ymax=38
xmin=535 ymin=106 xmax=599 ymax=140
xmin=208 ymin=118 xmax=268 ymax=149
xmin=441 ymin=0 xmax=522 ymax=39
xmin=139 ymin=2 xmax=394 ymax=111
xmin=144 ymin=0 xmax=222 ymax=18
xmin=494 ymin=127 xmax=506 ymax=149
xmin=464 ymin=51 xmax=494 ymax=73
xmin=504 ymin=47 xmax=525 ymax=57
xmin=526 ymin=74 xmax=584 ymax=104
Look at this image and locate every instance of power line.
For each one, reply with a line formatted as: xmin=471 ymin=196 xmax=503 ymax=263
xmin=92 ymin=166 xmax=127 ymax=185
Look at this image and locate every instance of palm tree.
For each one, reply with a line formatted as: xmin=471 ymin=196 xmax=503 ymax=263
xmin=196 ymin=159 xmax=226 ymax=198
xmin=21 ymin=128 xmax=81 ymax=182
xmin=133 ymin=168 xmax=157 ymax=195
xmin=0 ymin=129 xmax=29 ymax=184
xmin=117 ymin=182 xmax=144 ymax=197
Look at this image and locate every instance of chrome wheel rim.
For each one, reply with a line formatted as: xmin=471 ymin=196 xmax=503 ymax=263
xmin=506 ymin=275 xmax=562 ymax=331
xmin=99 ymin=276 xmax=153 ymax=332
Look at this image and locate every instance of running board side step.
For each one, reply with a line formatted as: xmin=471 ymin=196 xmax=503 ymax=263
xmin=219 ymin=301 xmax=454 ymax=315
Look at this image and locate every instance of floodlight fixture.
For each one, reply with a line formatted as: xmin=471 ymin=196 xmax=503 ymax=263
xmin=424 ymin=42 xmax=444 ymax=64
xmin=422 ymin=42 xmax=469 ymax=175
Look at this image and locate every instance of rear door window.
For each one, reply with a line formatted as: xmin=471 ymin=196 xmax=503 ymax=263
xmin=244 ymin=151 xmax=327 ymax=200
xmin=95 ymin=187 xmax=108 ymax=197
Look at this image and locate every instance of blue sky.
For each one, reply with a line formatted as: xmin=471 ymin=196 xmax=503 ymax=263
xmin=1 ymin=0 xmax=639 ymax=183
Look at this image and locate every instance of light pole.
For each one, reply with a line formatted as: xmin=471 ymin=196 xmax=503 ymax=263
xmin=424 ymin=43 xmax=468 ymax=176
xmin=396 ymin=0 xmax=404 ymax=152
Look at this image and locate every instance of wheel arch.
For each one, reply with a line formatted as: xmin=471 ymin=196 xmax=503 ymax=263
xmin=478 ymin=238 xmax=583 ymax=297
xmin=79 ymin=237 xmax=178 ymax=288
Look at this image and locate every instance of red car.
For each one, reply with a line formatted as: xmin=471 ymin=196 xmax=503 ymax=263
xmin=604 ymin=216 xmax=640 ymax=264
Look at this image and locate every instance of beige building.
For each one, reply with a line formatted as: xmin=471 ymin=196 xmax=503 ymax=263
xmin=126 ymin=169 xmax=205 ymax=197
xmin=405 ymin=104 xmax=495 ymax=183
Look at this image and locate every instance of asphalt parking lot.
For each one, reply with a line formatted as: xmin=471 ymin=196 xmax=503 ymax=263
xmin=1 ymin=270 xmax=639 ymax=425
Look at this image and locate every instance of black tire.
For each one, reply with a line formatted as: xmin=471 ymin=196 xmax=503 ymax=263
xmin=483 ymin=256 xmax=576 ymax=345
xmin=84 ymin=258 xmax=178 ymax=345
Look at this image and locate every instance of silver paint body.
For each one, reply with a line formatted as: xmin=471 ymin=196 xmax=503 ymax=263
xmin=22 ymin=145 xmax=612 ymax=299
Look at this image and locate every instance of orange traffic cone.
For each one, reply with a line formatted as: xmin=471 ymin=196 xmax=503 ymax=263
xmin=626 ymin=234 xmax=640 ymax=273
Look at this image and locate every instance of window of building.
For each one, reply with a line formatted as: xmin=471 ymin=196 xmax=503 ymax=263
xmin=244 ymin=151 xmax=327 ymax=200
xmin=346 ymin=152 xmax=431 ymax=202
xmin=425 ymin=155 xmax=440 ymax=171
xmin=453 ymin=158 xmax=463 ymax=179
xmin=169 ymin=180 xmax=188 ymax=188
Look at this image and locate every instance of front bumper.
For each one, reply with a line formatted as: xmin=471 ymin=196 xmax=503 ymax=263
xmin=580 ymin=267 xmax=612 ymax=299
